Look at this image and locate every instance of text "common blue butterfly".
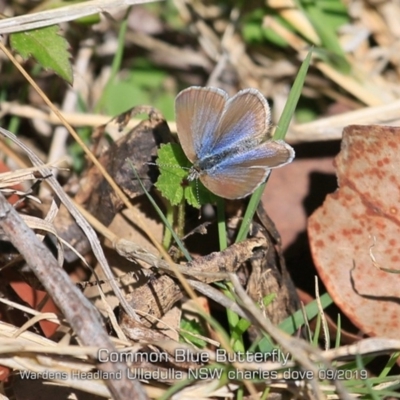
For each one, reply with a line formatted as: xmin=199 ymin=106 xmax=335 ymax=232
xmin=175 ymin=86 xmax=295 ymax=199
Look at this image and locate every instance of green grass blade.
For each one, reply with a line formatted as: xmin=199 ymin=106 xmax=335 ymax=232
xmin=274 ymin=49 xmax=312 ymax=140
xmin=128 ymin=160 xmax=192 ymax=261
xmin=298 ymin=0 xmax=350 ymax=73
xmin=379 ymin=351 xmax=400 ymax=378
xmin=253 ymin=292 xmax=333 ymax=353
xmin=96 ymin=8 xmax=129 ymax=111
xmin=356 ymin=353 xmax=380 ymax=400
xmin=216 ymin=197 xmax=228 ymax=250
xmin=236 ymin=181 xmax=265 ymax=243
xmin=237 ymin=49 xmax=312 ymax=242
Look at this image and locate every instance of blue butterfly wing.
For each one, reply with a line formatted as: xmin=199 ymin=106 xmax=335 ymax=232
xmin=175 ymin=87 xmax=294 ymax=199
xmin=211 ymin=88 xmax=271 ymax=154
xmin=200 ymin=140 xmax=294 ymax=199
xmin=175 ymin=87 xmax=228 ymax=162
xmin=218 ymin=139 xmax=295 ymax=169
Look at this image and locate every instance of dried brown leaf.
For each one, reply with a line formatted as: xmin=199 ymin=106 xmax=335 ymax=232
xmin=308 ymin=125 xmax=400 ymax=338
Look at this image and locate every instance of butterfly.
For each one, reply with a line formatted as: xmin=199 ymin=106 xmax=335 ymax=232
xmin=175 ymin=86 xmax=295 ymax=200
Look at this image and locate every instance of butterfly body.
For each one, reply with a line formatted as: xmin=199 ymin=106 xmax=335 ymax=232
xmin=175 ymin=87 xmax=294 ymax=199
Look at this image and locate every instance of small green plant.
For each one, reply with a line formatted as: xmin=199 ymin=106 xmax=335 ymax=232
xmin=10 ymin=25 xmax=73 ymax=83
xmin=155 ymin=143 xmax=218 ymax=208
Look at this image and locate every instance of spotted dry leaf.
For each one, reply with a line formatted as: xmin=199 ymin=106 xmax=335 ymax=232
xmin=308 ymin=125 xmax=400 ymax=338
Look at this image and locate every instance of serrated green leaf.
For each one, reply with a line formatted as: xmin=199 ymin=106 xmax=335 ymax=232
xmin=155 ymin=143 xmax=192 ymax=205
xmin=10 ymin=25 xmax=73 ymax=84
xmin=155 ymin=143 xmax=218 ymax=208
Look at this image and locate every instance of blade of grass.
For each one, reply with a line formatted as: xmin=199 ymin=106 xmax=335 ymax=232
xmin=159 ymin=376 xmax=197 ymax=400
xmin=252 ymin=292 xmax=333 ymax=353
xmin=312 ymin=312 xmax=322 ymax=347
xmin=162 ymin=203 xmax=174 ymax=250
xmin=379 ymin=351 xmax=400 ymax=378
xmin=273 ymin=49 xmax=313 ymax=140
xmin=356 ymin=353 xmax=380 ymax=400
xmin=129 ymin=160 xmax=192 ymax=261
xmin=96 ymin=7 xmax=130 ymax=112
xmin=236 ymin=49 xmax=312 ymax=242
xmin=297 ymin=0 xmax=350 ymax=73
xmin=236 ymin=181 xmax=265 ymax=243
xmin=216 ymin=197 xmax=228 ymax=251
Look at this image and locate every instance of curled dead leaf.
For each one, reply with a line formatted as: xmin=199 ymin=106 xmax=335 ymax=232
xmin=308 ymin=125 xmax=400 ymax=338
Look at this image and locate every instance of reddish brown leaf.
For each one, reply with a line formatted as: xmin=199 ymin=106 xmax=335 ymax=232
xmin=308 ymin=125 xmax=400 ymax=338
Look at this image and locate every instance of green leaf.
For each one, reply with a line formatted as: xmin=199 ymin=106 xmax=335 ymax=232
xmin=180 ymin=319 xmax=207 ymax=348
xmin=10 ymin=25 xmax=73 ymax=84
xmin=155 ymin=143 xmax=218 ymax=208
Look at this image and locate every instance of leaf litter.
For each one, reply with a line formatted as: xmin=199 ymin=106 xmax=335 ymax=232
xmin=3 ymin=0 xmax=400 ymax=398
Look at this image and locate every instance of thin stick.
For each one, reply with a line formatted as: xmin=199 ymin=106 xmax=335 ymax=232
xmin=0 ymin=193 xmax=147 ymax=400
xmin=0 ymin=39 xmax=174 ymax=265
xmin=0 ymin=0 xmax=163 ymax=34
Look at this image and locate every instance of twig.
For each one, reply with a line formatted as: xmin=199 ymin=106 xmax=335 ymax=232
xmin=0 ymin=0 xmax=163 ymax=34
xmin=0 ymin=39 xmax=174 ymax=318
xmin=5 ymin=98 xmax=400 ymax=143
xmin=0 ymin=192 xmax=147 ymax=400
xmin=0 ymin=126 xmax=139 ymax=323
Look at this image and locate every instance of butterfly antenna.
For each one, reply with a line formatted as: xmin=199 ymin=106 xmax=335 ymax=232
xmin=149 ymin=161 xmax=190 ymax=172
